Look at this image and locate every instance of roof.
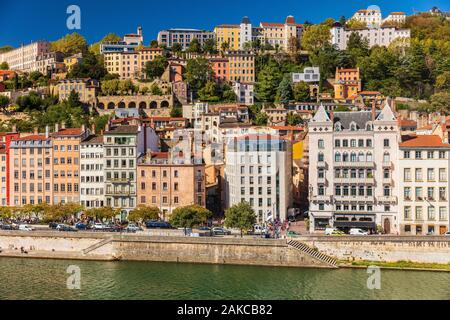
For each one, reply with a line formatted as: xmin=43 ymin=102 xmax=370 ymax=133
xmin=261 ymin=22 xmax=284 ymax=27
xmin=216 ymin=24 xmax=240 ymax=28
xmin=51 ymin=128 xmax=83 ymax=137
xmin=104 ymin=125 xmax=140 ymax=135
xmin=359 ymin=91 xmax=382 ymax=95
xmin=144 ymin=117 xmax=187 ymax=121
xmin=417 ymin=124 xmax=433 ymax=130
xmin=140 ymin=47 xmax=163 ymax=52
xmin=13 ymin=134 xmax=49 ymax=142
xmin=333 ymin=111 xmax=378 ymax=129
xmin=81 ymin=134 xmax=103 ymax=144
xmin=270 ymin=126 xmax=304 ymax=131
xmin=400 ymin=135 xmax=450 ymax=148
xmin=398 ymin=119 xmax=417 ymax=127
xmin=389 ymin=12 xmax=405 ymax=15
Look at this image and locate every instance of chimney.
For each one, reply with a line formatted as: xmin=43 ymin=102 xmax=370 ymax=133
xmin=91 ymin=123 xmax=96 ymax=135
xmin=34 ymin=127 xmax=38 ymax=135
xmin=81 ymin=124 xmax=86 ymax=133
xmin=45 ymin=126 xmax=49 ymax=138
xmin=105 ymin=123 xmax=110 ymax=132
xmin=55 ymin=123 xmax=59 ymax=133
xmin=61 ymin=121 xmax=66 ymax=130
xmin=12 ymin=124 xmax=17 ymax=133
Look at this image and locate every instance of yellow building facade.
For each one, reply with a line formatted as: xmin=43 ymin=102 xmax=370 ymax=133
xmin=214 ymin=25 xmax=241 ymax=50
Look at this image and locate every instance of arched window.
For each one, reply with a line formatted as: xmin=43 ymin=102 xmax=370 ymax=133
xmin=383 ymin=152 xmax=390 ymax=163
xmin=358 ymin=152 xmax=365 ymax=162
xmin=318 ymin=139 xmax=325 ymax=149
xmin=366 ymin=152 xmax=373 ymax=162
xmin=334 ymin=122 xmax=342 ymax=132
xmin=350 ymin=121 xmax=357 ymax=131
xmin=384 ymin=186 xmax=390 ymax=196
xmin=366 ymin=122 xmax=373 ymax=131
xmin=350 ymin=139 xmax=356 ymax=147
xmin=343 ymin=152 xmax=349 ymax=162
xmin=335 ymin=152 xmax=341 ymax=162
xmin=350 ymin=152 xmax=357 ymax=162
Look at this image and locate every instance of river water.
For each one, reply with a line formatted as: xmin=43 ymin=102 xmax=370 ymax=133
xmin=0 ymin=257 xmax=449 ymax=300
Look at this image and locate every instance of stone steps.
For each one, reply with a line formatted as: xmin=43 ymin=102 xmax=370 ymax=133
xmin=82 ymin=237 xmax=113 ymax=255
xmin=287 ymin=239 xmax=338 ymax=268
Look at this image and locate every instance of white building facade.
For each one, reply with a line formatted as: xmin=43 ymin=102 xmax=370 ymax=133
xmin=398 ymin=135 xmax=450 ymax=235
xmin=308 ymin=104 xmax=400 ymax=233
xmin=225 ymin=134 xmax=292 ymax=223
xmin=80 ymin=135 xmax=105 ymax=209
xmin=0 ymin=41 xmax=51 ymax=72
xmin=292 ymin=67 xmax=320 ymax=83
xmin=233 ymin=82 xmax=254 ymax=105
xmin=157 ymin=29 xmax=215 ymax=51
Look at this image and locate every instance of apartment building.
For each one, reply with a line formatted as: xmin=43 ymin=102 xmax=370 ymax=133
xmin=104 ymin=125 xmax=158 ymax=220
xmin=224 ymin=50 xmax=255 ymax=83
xmin=334 ymin=67 xmax=362 ymax=100
xmin=215 ymin=24 xmax=241 ymax=50
xmin=36 ymin=52 xmax=65 ymax=76
xmin=331 ymin=22 xmax=410 ymax=50
xmin=0 ymin=146 xmax=6 ymax=206
xmin=54 ymin=78 xmax=99 ymax=105
xmin=352 ymin=8 xmax=383 ymax=27
xmin=103 ymin=51 xmax=140 ymax=79
xmin=64 ymin=53 xmax=83 ymax=73
xmin=0 ymin=41 xmax=51 ymax=72
xmin=80 ymin=134 xmax=105 ymax=209
xmin=157 ymin=29 xmax=215 ymax=51
xmin=308 ymin=104 xmax=400 ymax=233
xmin=225 ymin=134 xmax=293 ymax=223
xmin=137 ymin=152 xmax=206 ymax=219
xmin=383 ymin=12 xmax=407 ymax=25
xmin=9 ymin=132 xmax=53 ymax=206
xmin=233 ymin=82 xmax=254 ymax=105
xmin=292 ymin=67 xmax=320 ymax=83
xmin=259 ymin=16 xmax=303 ymax=51
xmin=100 ymin=27 xmax=143 ymax=54
xmin=51 ymin=126 xmax=88 ymax=205
xmin=398 ymin=135 xmax=450 ymax=235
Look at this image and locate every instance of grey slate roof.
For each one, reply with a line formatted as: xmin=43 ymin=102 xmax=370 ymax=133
xmin=333 ymin=111 xmax=379 ymax=130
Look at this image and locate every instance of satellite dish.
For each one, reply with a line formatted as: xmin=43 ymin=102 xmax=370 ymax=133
xmin=367 ymin=5 xmax=381 ymax=11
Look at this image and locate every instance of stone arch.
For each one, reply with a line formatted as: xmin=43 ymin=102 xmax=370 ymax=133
xmin=98 ymin=103 xmax=105 ymax=110
xmin=107 ymin=102 xmax=115 ymax=110
xmin=150 ymin=101 xmax=158 ymax=109
xmin=139 ymin=101 xmax=147 ymax=109
xmin=129 ymin=101 xmax=136 ymax=109
xmin=161 ymin=100 xmax=169 ymax=108
xmin=118 ymin=101 xmax=126 ymax=109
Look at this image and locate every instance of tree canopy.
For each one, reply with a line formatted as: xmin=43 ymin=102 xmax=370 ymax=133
xmin=51 ymin=32 xmax=88 ymax=56
xmin=224 ymin=202 xmax=257 ymax=237
xmin=169 ymin=205 xmax=212 ymax=229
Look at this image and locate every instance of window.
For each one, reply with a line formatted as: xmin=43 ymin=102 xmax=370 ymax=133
xmin=334 ymin=140 xmax=340 ymax=148
xmin=428 ymin=207 xmax=435 ymax=221
xmin=415 ymin=207 xmax=423 ymax=220
xmin=318 ymin=139 xmax=324 ymax=149
xmin=415 ymin=168 xmax=422 ymax=181
xmin=439 ymin=207 xmax=447 ymax=221
xmin=404 ymin=187 xmax=411 ymax=200
xmin=404 ymin=151 xmax=410 ymax=159
xmin=439 ymin=168 xmax=447 ymax=181
xmin=415 ymin=151 xmax=422 ymax=159
xmin=318 ymin=153 xmax=324 ymax=162
xmin=404 ymin=168 xmax=411 ymax=181
xmin=404 ymin=206 xmax=411 ymax=219
xmin=427 ymin=187 xmax=434 ymax=200
xmin=439 ymin=187 xmax=446 ymax=201
xmin=383 ymin=139 xmax=390 ymax=147
xmin=427 ymin=151 xmax=434 ymax=159
xmin=415 ymin=187 xmax=423 ymax=200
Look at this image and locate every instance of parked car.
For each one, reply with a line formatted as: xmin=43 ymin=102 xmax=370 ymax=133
xmin=349 ymin=228 xmax=369 ymax=236
xmin=18 ymin=224 xmax=35 ymax=232
xmin=49 ymin=222 xmax=59 ymax=229
xmin=287 ymin=231 xmax=301 ymax=237
xmin=105 ymin=224 xmax=124 ymax=232
xmin=325 ymin=228 xmax=338 ymax=235
xmin=198 ymin=226 xmax=212 ymax=236
xmin=252 ymin=225 xmax=267 ymax=235
xmin=145 ymin=221 xmax=173 ymax=229
xmin=0 ymin=224 xmax=15 ymax=230
xmin=125 ymin=224 xmax=142 ymax=233
xmin=444 ymin=231 xmax=450 ymax=236
xmin=92 ymin=223 xmax=107 ymax=231
xmin=56 ymin=224 xmax=78 ymax=232
xmin=75 ymin=222 xmax=87 ymax=230
xmin=212 ymin=227 xmax=231 ymax=236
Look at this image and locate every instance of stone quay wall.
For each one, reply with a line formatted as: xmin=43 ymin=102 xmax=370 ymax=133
xmin=298 ymin=236 xmax=450 ymax=264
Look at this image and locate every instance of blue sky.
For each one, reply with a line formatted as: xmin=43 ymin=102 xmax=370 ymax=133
xmin=0 ymin=0 xmax=449 ymax=47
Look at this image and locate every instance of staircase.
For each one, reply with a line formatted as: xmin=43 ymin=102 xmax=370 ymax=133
xmin=287 ymin=240 xmax=338 ymax=268
xmin=82 ymin=237 xmax=113 ymax=255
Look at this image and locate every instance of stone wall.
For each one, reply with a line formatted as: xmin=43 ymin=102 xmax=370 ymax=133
xmin=298 ymin=236 xmax=450 ymax=264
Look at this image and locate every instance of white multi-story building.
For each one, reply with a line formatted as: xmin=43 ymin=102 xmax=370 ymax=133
xmin=259 ymin=16 xmax=303 ymax=51
xmin=80 ymin=134 xmax=105 ymax=209
xmin=352 ymin=8 xmax=383 ymax=28
xmin=383 ymin=12 xmax=407 ymax=25
xmin=240 ymin=16 xmax=253 ymax=49
xmin=0 ymin=41 xmax=51 ymax=72
xmin=157 ymin=29 xmax=215 ymax=51
xmin=225 ymin=133 xmax=292 ymax=223
xmin=308 ymin=104 xmax=400 ymax=233
xmin=292 ymin=67 xmax=320 ymax=83
xmin=103 ymin=124 xmax=159 ymax=220
xmin=233 ymin=82 xmax=254 ymax=105
xmin=398 ymin=135 xmax=450 ymax=235
xmin=331 ymin=23 xmax=410 ymax=50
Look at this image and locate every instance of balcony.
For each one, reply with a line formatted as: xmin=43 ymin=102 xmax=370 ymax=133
xmin=317 ymin=161 xmax=327 ymax=168
xmin=311 ymin=195 xmax=331 ymax=202
xmin=334 ymin=195 xmax=375 ymax=202
xmin=108 ymin=178 xmax=130 ymax=183
xmin=317 ymin=177 xmax=327 ymax=184
xmin=378 ymin=196 xmax=397 ymax=203
xmin=382 ymin=178 xmax=393 ymax=184
xmin=105 ymin=190 xmax=136 ymax=196
xmin=334 ymin=161 xmax=375 ymax=168
xmin=334 ymin=177 xmax=375 ymax=184
xmin=382 ymin=161 xmax=393 ymax=168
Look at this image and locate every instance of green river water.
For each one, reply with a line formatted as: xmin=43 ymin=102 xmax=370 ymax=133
xmin=0 ymin=257 xmax=449 ymax=300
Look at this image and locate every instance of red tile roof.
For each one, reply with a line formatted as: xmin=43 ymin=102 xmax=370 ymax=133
xmin=400 ymin=135 xmax=450 ymax=148
xmin=398 ymin=119 xmax=417 ymax=127
xmin=51 ymin=128 xmax=83 ymax=137
xmin=270 ymin=126 xmax=304 ymax=131
xmin=13 ymin=134 xmax=49 ymax=141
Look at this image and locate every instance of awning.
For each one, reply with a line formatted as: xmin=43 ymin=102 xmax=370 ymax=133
xmin=334 ymin=221 xmax=376 ymax=229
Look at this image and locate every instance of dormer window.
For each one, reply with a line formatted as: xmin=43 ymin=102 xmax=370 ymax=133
xmin=349 ymin=122 xmax=357 ymax=131
xmin=334 ymin=122 xmax=342 ymax=132
xmin=366 ymin=122 xmax=373 ymax=131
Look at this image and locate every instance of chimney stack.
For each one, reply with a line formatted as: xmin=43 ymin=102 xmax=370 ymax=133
xmin=55 ymin=123 xmax=59 ymax=133
xmin=45 ymin=126 xmax=49 ymax=138
xmin=61 ymin=122 xmax=66 ymax=130
xmin=12 ymin=124 xmax=17 ymax=133
xmin=81 ymin=124 xmax=86 ymax=133
xmin=372 ymin=99 xmax=376 ymax=122
xmin=34 ymin=127 xmax=38 ymax=135
xmin=91 ymin=123 xmax=96 ymax=135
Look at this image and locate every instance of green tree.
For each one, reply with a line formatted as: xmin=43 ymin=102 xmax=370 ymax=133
xmin=0 ymin=46 xmax=13 ymax=54
xmin=185 ymin=57 xmax=214 ymax=92
xmin=169 ymin=205 xmax=212 ymax=234
xmin=0 ymin=95 xmax=10 ymax=111
xmin=221 ymin=41 xmax=230 ymax=51
xmin=144 ymin=55 xmax=168 ymax=80
xmin=276 ymin=74 xmax=293 ymax=103
xmin=187 ymin=38 xmax=202 ymax=53
xmin=171 ymin=43 xmax=183 ymax=53
xmin=67 ymin=90 xmax=82 ymax=108
xmin=430 ymin=91 xmax=450 ymax=114
xmin=128 ymin=205 xmax=160 ymax=224
xmin=203 ymin=38 xmax=217 ymax=54
xmin=224 ymin=202 xmax=256 ymax=237
xmin=198 ymin=81 xmax=220 ymax=102
xmin=301 ymin=24 xmax=331 ymax=52
xmin=170 ymin=105 xmax=183 ymax=117
xmin=346 ymin=19 xmax=367 ymax=29
xmin=15 ymin=92 xmax=43 ymax=111
xmin=255 ymin=60 xmax=283 ymax=102
xmin=347 ymin=32 xmax=369 ymax=63
xmin=253 ymin=112 xmax=269 ymax=126
xmin=221 ymin=84 xmax=237 ymax=102
xmin=150 ymin=83 xmax=163 ymax=96
xmin=0 ymin=62 xmax=8 ymax=70
xmin=150 ymin=40 xmax=159 ymax=48
xmin=67 ymin=51 xmax=107 ymax=80
xmin=292 ymin=81 xmax=310 ymax=101
xmin=51 ymin=32 xmax=88 ymax=55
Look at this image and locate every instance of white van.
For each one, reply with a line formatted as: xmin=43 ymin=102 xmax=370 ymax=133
xmin=325 ymin=228 xmax=337 ymax=235
xmin=253 ymin=225 xmax=267 ymax=235
xmin=19 ymin=224 xmax=35 ymax=232
xmin=349 ymin=228 xmax=369 ymax=236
